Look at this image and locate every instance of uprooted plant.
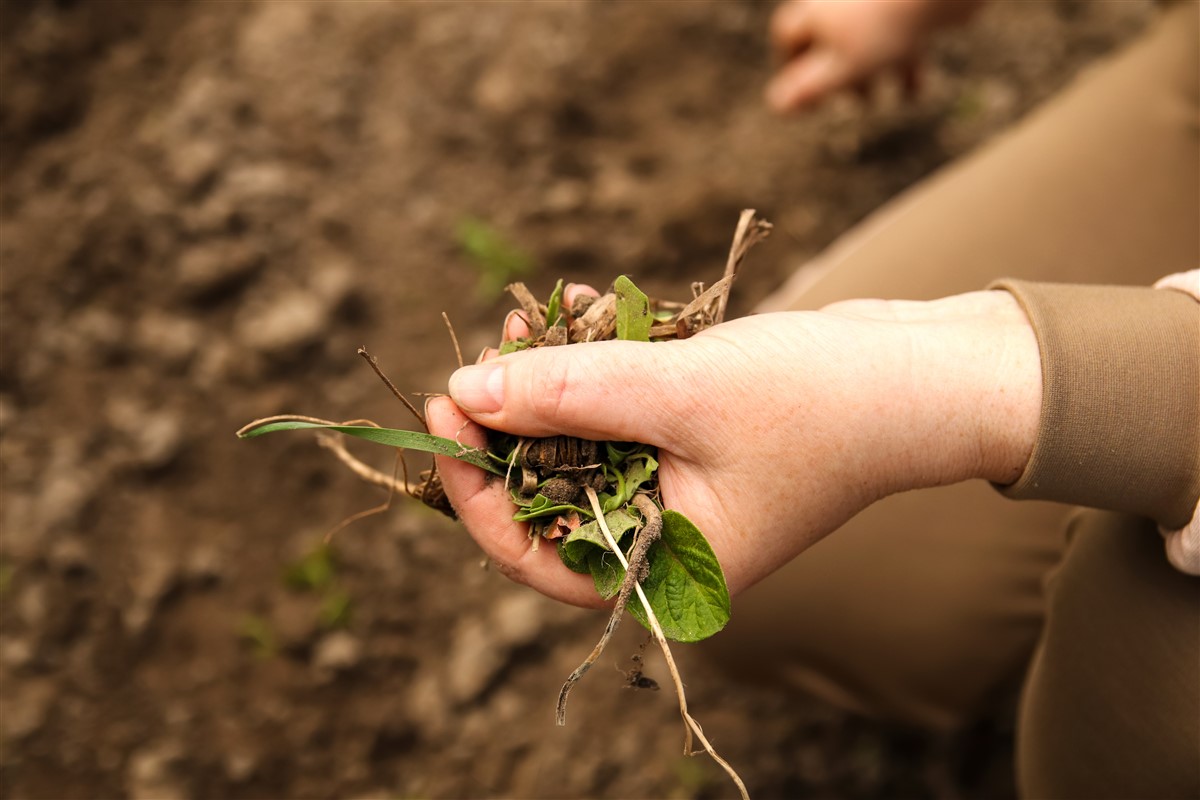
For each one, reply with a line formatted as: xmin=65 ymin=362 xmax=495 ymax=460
xmin=237 ymin=210 xmax=772 ymax=800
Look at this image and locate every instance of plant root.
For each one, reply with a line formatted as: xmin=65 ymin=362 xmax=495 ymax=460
xmin=583 ymin=487 xmax=750 ymax=800
xmin=555 ymin=489 xmax=663 ymax=727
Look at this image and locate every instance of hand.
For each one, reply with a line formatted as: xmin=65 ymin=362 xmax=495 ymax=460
xmin=766 ymin=0 xmax=984 ymax=113
xmin=427 ymin=289 xmax=1040 ymax=607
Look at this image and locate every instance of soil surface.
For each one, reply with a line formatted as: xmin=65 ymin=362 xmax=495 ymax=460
xmin=0 ymin=2 xmax=1153 ymax=798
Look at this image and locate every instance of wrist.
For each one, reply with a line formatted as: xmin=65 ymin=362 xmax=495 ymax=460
xmin=873 ymin=290 xmax=1041 ymax=493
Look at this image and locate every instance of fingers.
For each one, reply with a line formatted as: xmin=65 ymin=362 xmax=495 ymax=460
xmin=501 ymin=283 xmax=601 ymax=344
xmin=447 ymin=338 xmax=697 ymax=450
xmin=564 ymin=282 xmax=599 ymax=307
xmin=502 ymin=309 xmax=530 ymax=342
xmin=766 ymin=48 xmax=854 ymax=113
xmin=769 ymin=0 xmax=813 ymax=60
xmin=426 ymin=396 xmax=602 ymax=608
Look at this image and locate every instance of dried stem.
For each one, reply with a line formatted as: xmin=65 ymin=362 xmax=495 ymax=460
xmin=358 ymin=347 xmax=426 ymax=430
xmin=715 ymin=209 xmax=773 ymax=325
xmin=583 ymin=488 xmax=750 ymax=800
xmin=442 ymin=312 xmax=464 ymax=369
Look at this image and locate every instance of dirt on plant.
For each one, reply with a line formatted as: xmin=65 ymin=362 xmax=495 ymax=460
xmin=0 ymin=2 xmax=1154 ymax=798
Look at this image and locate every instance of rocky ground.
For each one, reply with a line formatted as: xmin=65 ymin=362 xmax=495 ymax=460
xmin=0 ymin=1 xmax=1152 ymax=798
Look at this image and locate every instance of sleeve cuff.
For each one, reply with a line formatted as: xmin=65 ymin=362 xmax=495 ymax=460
xmin=988 ymin=279 xmax=1200 ymax=530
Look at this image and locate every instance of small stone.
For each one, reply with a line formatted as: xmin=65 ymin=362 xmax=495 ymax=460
xmin=123 ymin=558 xmax=179 ymax=637
xmin=135 ymin=311 xmax=202 ymax=368
xmin=126 ymin=739 xmax=187 ymax=800
xmin=107 ymin=398 xmax=184 ymax=471
xmin=446 ymin=591 xmax=546 ymax=703
xmin=312 ymin=630 xmax=363 ymax=674
xmin=72 ymin=307 xmax=127 ymax=361
xmin=0 ymin=676 xmax=56 ymax=739
xmin=490 ymin=592 xmax=545 ymax=650
xmin=447 ymin=616 xmax=497 ymax=703
xmin=224 ymin=749 xmax=259 ymax=783
xmin=166 ymin=139 xmax=222 ymax=192
xmin=0 ymin=636 xmax=35 ymax=670
xmin=543 ymin=180 xmax=588 ymax=214
xmin=175 ymin=243 xmax=264 ymax=302
xmin=48 ymin=536 xmax=92 ymax=577
xmin=184 ymin=544 xmax=225 ymax=585
xmin=36 ymin=461 xmax=95 ymax=532
xmin=238 ymin=288 xmax=326 ymax=356
xmin=16 ymin=581 xmax=49 ymax=629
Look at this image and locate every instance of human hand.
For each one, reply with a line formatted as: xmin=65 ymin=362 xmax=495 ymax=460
xmin=765 ymin=0 xmax=984 ymax=113
xmin=427 ymin=288 xmax=1040 ymax=608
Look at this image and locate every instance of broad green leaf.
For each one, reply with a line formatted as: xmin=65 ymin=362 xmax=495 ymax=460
xmin=561 ymin=509 xmax=639 ymax=565
xmin=558 ymin=540 xmax=593 ymax=575
xmin=614 ymin=275 xmax=652 ymax=342
xmin=626 ymin=511 xmax=730 ymax=642
xmin=237 ymin=420 xmax=505 ymax=476
xmin=588 ymin=547 xmax=625 ymax=600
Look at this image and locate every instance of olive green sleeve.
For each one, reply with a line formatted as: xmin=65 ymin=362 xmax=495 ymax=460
xmin=989 ymin=279 xmax=1200 ymax=529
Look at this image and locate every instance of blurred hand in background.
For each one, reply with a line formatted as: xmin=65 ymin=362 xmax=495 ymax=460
xmin=766 ymin=0 xmax=986 ymax=113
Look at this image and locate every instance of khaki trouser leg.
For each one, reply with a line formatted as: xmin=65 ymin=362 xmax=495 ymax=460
xmin=704 ymin=1 xmax=1198 ymax=732
xmin=1018 ymin=512 xmax=1200 ymax=800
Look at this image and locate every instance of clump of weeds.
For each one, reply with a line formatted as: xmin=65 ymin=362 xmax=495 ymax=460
xmin=239 ymin=211 xmax=772 ymax=799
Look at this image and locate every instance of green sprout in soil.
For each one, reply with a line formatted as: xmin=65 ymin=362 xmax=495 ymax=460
xmin=238 ymin=210 xmax=772 ymax=800
xmin=456 ymin=216 xmax=536 ymax=301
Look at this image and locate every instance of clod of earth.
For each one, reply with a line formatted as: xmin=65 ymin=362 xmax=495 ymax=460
xmin=236 ymin=210 xmax=771 ymax=800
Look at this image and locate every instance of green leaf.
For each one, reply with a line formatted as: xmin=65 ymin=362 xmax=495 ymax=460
xmin=558 ymin=541 xmax=592 ymax=574
xmin=499 ymin=338 xmax=532 ymax=355
xmin=237 ymin=420 xmax=505 ymax=476
xmin=511 ymin=493 xmax=589 ymax=522
xmin=561 ymin=509 xmax=639 ymax=565
xmin=545 ymin=278 xmax=565 ymax=328
xmin=628 ymin=511 xmax=730 ymax=642
xmin=614 ymin=275 xmax=652 ymax=342
xmin=604 ymin=454 xmax=658 ymax=511
xmin=588 ymin=547 xmax=625 ymax=600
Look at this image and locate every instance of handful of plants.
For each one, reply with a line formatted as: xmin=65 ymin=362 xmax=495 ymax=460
xmin=237 ymin=211 xmax=771 ymax=799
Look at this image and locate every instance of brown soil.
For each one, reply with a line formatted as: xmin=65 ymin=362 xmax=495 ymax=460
xmin=0 ymin=2 xmax=1153 ymax=798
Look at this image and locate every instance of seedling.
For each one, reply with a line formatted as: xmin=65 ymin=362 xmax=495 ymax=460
xmin=238 ymin=210 xmax=772 ymax=799
xmin=456 ymin=216 xmax=536 ymax=300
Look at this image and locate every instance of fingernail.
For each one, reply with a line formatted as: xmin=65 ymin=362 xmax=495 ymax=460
xmin=449 ymin=363 xmax=504 ymax=413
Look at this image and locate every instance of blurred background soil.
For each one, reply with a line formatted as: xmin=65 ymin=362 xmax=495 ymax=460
xmin=0 ymin=1 xmax=1153 ymax=798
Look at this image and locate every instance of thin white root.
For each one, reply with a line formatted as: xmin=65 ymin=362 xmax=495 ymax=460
xmin=584 ymin=488 xmax=750 ymax=800
xmin=315 ymin=433 xmax=421 ymax=496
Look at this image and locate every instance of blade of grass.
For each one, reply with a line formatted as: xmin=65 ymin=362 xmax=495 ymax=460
xmin=237 ymin=416 xmax=504 ymax=476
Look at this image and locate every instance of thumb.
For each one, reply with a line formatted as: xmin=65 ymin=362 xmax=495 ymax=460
xmin=447 ymin=339 xmax=692 ymax=446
